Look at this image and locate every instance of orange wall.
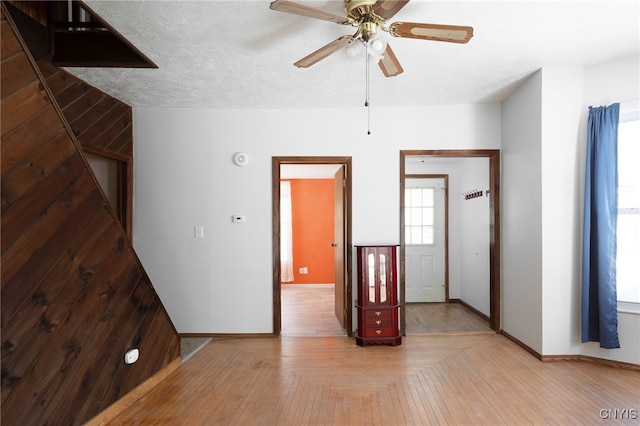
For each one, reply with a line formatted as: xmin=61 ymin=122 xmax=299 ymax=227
xmin=285 ymin=179 xmax=335 ymax=284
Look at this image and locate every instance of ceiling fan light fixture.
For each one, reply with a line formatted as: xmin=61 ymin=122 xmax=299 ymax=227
xmin=346 ymin=41 xmax=362 ymax=58
xmin=368 ymin=37 xmax=385 ymax=54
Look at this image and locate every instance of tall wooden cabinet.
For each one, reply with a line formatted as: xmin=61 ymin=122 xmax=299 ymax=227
xmin=355 ymin=245 xmax=401 ymax=346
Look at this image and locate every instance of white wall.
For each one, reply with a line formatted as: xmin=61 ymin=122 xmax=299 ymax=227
xmin=501 ymin=70 xmax=544 ymax=353
xmin=132 ymin=55 xmax=638 ymax=365
xmin=133 ymin=104 xmax=501 ymax=333
xmin=459 ymin=158 xmax=490 ymax=316
xmin=540 ymin=67 xmax=584 ymax=356
xmin=501 ymin=55 xmax=640 ymax=365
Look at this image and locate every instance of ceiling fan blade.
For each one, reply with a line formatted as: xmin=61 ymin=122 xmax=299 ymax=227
xmin=373 ymin=0 xmax=410 ymax=20
xmin=378 ymin=43 xmax=403 ymax=77
xmin=294 ymin=36 xmax=355 ymax=68
xmin=389 ymin=22 xmax=473 ymax=43
xmin=270 ymin=0 xmax=350 ymax=24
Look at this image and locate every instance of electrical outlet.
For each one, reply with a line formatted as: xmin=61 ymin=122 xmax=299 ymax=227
xmin=124 ymin=348 xmax=139 ymax=365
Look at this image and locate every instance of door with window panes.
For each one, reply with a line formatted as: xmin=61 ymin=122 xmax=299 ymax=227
xmin=405 ymin=178 xmax=446 ymax=302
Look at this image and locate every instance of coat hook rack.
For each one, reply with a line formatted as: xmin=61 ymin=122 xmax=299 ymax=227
xmin=463 ymin=189 xmax=484 ymax=200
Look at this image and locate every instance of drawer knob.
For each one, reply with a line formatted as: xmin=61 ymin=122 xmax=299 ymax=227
xmin=376 ymin=320 xmax=381 ymax=325
xmin=376 ymin=330 xmax=382 ymax=335
xmin=375 ymin=311 xmax=381 ymax=316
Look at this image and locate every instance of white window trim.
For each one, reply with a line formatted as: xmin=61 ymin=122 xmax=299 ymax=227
xmin=618 ymin=301 xmax=640 ymax=315
xmin=619 ymin=100 xmax=640 ymax=123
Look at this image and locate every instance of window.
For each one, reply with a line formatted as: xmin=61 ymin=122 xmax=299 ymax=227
xmin=405 ymin=187 xmax=435 ymax=245
xmin=280 ymin=181 xmax=294 ymax=282
xmin=617 ymin=115 xmax=640 ymax=304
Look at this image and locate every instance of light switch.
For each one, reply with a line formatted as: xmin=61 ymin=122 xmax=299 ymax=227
xmin=194 ymin=226 xmax=204 ymax=239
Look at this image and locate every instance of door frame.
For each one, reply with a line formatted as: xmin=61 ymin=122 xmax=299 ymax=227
xmin=400 ymin=150 xmax=501 ymax=333
xmin=404 ymin=174 xmax=449 ymax=303
xmin=272 ymin=156 xmax=353 ymax=336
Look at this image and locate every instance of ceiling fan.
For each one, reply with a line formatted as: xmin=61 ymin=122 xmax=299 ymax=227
xmin=269 ymin=0 xmax=474 ymax=77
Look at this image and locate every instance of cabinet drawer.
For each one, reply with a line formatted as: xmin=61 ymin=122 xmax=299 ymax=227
xmin=363 ymin=327 xmax=395 ymax=338
xmin=364 ymin=316 xmax=393 ymax=327
xmin=363 ymin=309 xmax=393 ymax=320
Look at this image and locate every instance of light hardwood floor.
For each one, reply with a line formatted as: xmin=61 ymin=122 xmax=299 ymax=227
xmin=405 ymin=303 xmax=494 ymax=335
xmin=281 ymin=284 xmax=346 ymax=337
xmin=280 ymin=284 xmax=493 ymax=336
xmin=109 ymin=335 xmax=639 ymax=425
xmin=107 ymin=286 xmax=640 ymax=425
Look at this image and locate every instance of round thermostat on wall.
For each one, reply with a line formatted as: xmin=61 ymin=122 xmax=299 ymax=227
xmin=232 ymin=152 xmax=250 ymax=167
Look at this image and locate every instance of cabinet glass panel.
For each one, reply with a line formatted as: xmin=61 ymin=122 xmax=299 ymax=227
xmin=368 ymin=253 xmax=375 ymax=302
xmin=379 ymin=253 xmax=387 ymax=302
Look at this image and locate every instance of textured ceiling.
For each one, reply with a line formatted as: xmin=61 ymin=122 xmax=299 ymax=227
xmin=67 ymin=0 xmax=640 ymax=109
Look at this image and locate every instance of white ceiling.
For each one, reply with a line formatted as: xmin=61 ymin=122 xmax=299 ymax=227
xmin=68 ymin=0 xmax=639 ymax=109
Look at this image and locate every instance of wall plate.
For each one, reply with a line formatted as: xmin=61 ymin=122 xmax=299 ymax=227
xmin=232 ymin=152 xmax=250 ymax=167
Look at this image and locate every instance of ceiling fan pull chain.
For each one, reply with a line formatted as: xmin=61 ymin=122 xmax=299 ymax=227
xmin=365 ymin=41 xmax=371 ymax=135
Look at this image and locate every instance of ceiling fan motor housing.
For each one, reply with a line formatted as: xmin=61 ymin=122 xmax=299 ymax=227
xmin=345 ymin=0 xmax=383 ymax=41
xmin=360 ymin=17 xmax=380 ymax=41
xmin=345 ymin=0 xmax=378 ymax=17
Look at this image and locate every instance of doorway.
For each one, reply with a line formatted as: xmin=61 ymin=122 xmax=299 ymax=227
xmin=272 ymin=157 xmax=352 ymax=337
xmin=400 ymin=150 xmax=501 ymax=334
xmin=405 ymin=176 xmax=448 ymax=303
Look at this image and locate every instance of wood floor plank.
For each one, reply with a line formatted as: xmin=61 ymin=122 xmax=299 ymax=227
xmin=106 ymin=305 xmax=639 ymax=425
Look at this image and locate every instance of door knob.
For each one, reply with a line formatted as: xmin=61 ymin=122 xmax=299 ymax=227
xmin=331 ymin=243 xmax=337 ymax=247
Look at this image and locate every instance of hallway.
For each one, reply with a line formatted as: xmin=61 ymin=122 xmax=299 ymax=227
xmin=281 ymin=284 xmax=493 ymax=336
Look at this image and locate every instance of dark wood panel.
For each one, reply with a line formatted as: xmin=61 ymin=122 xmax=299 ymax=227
xmin=118 ymin=305 xmax=164 ymax=390
xmin=1 ymin=51 xmax=33 ymax=96
xmin=53 ymin=79 xmax=91 ymax=110
xmin=1 ymin=20 xmax=22 ymax=60
xmin=92 ymin=109 xmax=134 ymax=150
xmin=45 ymin=67 xmax=77 ymax=97
xmin=63 ymin=88 xmax=108 ymax=124
xmin=75 ymin=266 xmax=148 ymax=419
xmin=6 ymin=1 xmax=48 ymax=26
xmin=1 ymin=106 xmax=62 ymax=174
xmin=1 ymin=151 xmax=87 ymax=257
xmin=1 ymin=185 xmax=103 ymax=324
xmin=1 ymin=79 xmax=50 ymax=136
xmin=0 ymin=214 xmax=115 ymax=368
xmin=1 ymin=130 xmax=76 ymax=210
xmin=34 ymin=56 xmax=134 ymax=239
xmin=70 ymin=96 xmax=119 ymax=138
xmin=76 ymin=102 xmax=129 ymax=145
xmin=106 ymin=124 xmax=133 ymax=156
xmin=1 ymin=218 xmax=119 ymax=406
xmin=1 ymin=6 xmax=177 ymax=423
xmin=35 ymin=57 xmax=60 ymax=79
xmin=25 ymin=254 xmax=141 ymax=425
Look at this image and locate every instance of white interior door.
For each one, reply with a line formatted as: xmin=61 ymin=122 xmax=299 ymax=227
xmin=405 ymin=178 xmax=446 ymax=302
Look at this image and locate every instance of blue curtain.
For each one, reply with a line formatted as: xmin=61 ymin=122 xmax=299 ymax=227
xmin=581 ymin=103 xmax=620 ymax=349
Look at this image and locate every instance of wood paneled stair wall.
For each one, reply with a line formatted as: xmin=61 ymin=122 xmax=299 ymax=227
xmin=1 ymin=4 xmax=179 ymax=425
